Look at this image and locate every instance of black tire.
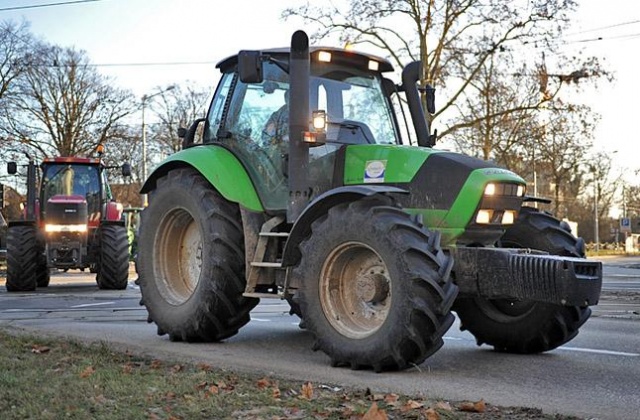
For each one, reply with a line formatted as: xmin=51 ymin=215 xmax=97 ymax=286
xmin=96 ymin=225 xmax=130 ymax=290
xmin=35 ymin=235 xmax=50 ymax=288
xmin=6 ymin=225 xmax=39 ymax=292
xmin=36 ymin=255 xmax=50 ymax=288
xmin=138 ymin=168 xmax=258 ymax=342
xmin=454 ymin=206 xmax=591 ymax=354
xmin=292 ymin=196 xmax=458 ymax=372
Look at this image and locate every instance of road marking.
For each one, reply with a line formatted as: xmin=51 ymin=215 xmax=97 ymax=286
xmin=250 ymin=318 xmax=270 ymax=322
xmin=558 ymin=346 xmax=639 ymax=357
xmin=70 ymin=302 xmax=115 ymax=308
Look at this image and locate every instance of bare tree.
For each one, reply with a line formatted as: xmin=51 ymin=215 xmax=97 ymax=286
xmin=283 ymin=0 xmax=610 ymax=147
xmin=0 ymin=20 xmax=32 ymax=101
xmin=147 ymin=83 xmax=210 ymax=157
xmin=0 ymin=42 xmax=136 ymax=160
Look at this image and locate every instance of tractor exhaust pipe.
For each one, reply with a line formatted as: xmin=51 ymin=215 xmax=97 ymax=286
xmin=402 ymin=61 xmax=436 ymax=147
xmin=26 ymin=160 xmax=37 ymax=221
xmin=287 ymin=30 xmax=311 ymax=222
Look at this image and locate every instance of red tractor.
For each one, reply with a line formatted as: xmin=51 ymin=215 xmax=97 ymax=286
xmin=5 ymin=152 xmax=131 ymax=291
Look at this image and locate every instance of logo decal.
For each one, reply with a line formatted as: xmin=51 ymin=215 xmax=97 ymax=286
xmin=364 ymin=160 xmax=387 ymax=183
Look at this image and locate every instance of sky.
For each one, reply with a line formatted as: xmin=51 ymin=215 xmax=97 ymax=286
xmin=1 ymin=0 xmax=638 ymax=179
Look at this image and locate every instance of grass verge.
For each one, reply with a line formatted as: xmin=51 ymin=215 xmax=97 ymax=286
xmin=0 ymin=329 xmax=580 ymax=420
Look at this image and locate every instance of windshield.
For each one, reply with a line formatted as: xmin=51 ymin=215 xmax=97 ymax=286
xmin=311 ymin=73 xmax=398 ymax=145
xmin=41 ymin=163 xmax=102 ymax=216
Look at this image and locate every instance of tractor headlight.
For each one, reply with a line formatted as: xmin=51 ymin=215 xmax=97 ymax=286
xmin=45 ymin=224 xmax=88 ymax=233
xmin=484 ymin=183 xmax=497 ymax=196
xmin=502 ymin=210 xmax=516 ymax=225
xmin=474 ymin=182 xmax=525 ymax=226
xmin=476 ymin=210 xmax=493 ymax=224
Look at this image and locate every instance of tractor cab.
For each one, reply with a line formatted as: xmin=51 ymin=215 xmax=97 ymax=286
xmin=40 ymin=158 xmax=109 ymax=228
xmin=190 ymin=48 xmax=399 ymax=211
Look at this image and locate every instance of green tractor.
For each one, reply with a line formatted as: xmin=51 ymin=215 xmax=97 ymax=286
xmin=137 ymin=31 xmax=602 ymax=371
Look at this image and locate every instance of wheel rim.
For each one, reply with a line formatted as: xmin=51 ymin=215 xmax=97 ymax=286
xmin=155 ymin=208 xmax=202 ymax=305
xmin=319 ymin=241 xmax=391 ymax=339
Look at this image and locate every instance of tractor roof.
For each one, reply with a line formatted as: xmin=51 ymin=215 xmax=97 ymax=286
xmin=43 ymin=156 xmax=102 ymax=166
xmin=216 ymin=46 xmax=394 ymax=74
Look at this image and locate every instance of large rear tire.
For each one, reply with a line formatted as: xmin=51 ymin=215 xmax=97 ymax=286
xmin=96 ymin=224 xmax=130 ymax=290
xmin=454 ymin=206 xmax=591 ymax=353
xmin=138 ymin=168 xmax=258 ymax=342
xmin=293 ymin=196 xmax=458 ymax=371
xmin=35 ymin=256 xmax=50 ymax=288
xmin=6 ymin=225 xmax=39 ymax=292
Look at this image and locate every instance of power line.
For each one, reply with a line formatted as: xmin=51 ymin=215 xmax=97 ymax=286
xmin=0 ymin=0 xmax=102 ymax=12
xmin=564 ymin=19 xmax=640 ymax=37
xmin=26 ymin=60 xmax=217 ymax=68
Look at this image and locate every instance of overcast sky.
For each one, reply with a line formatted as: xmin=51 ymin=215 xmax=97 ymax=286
xmin=1 ymin=0 xmax=638 ymax=177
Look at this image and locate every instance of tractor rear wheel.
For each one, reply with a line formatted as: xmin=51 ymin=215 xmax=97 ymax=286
xmin=454 ymin=206 xmax=591 ymax=353
xmin=6 ymin=225 xmax=39 ymax=292
xmin=137 ymin=168 xmax=258 ymax=342
xmin=35 ymin=235 xmax=50 ymax=288
xmin=96 ymin=224 xmax=130 ymax=290
xmin=36 ymin=253 xmax=50 ymax=288
xmin=293 ymin=196 xmax=458 ymax=371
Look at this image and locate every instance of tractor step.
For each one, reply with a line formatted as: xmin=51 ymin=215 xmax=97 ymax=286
xmin=259 ymin=232 xmax=289 ymax=237
xmin=242 ymin=292 xmax=283 ymax=299
xmin=250 ymin=261 xmax=283 ymax=268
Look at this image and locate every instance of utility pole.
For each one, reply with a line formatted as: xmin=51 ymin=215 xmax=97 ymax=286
xmin=141 ymin=85 xmax=175 ymax=206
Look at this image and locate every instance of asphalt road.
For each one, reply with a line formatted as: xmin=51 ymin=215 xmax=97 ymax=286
xmin=0 ymin=256 xmax=639 ymax=420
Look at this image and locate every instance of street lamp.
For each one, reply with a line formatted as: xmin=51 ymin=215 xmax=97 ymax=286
xmin=141 ymin=85 xmax=175 ymax=206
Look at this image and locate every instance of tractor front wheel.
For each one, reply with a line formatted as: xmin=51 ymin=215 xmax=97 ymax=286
xmin=293 ymin=196 xmax=458 ymax=371
xmin=6 ymin=225 xmax=39 ymax=292
xmin=137 ymin=168 xmax=258 ymax=342
xmin=454 ymin=206 xmax=591 ymax=353
xmin=96 ymin=224 xmax=130 ymax=290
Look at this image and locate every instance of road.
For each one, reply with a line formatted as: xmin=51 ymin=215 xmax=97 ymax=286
xmin=0 ymin=256 xmax=639 ymax=420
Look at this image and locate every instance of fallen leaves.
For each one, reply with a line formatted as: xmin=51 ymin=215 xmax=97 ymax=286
xmin=459 ymin=399 xmax=486 ymax=413
xmin=31 ymin=344 xmax=50 ymax=354
xmin=79 ymin=365 xmax=96 ymax=378
xmin=301 ymin=381 xmax=314 ymax=400
xmin=363 ymin=402 xmax=388 ymax=420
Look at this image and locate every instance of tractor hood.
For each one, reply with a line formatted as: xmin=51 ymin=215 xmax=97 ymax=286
xmin=340 ymin=145 xmax=527 ymax=245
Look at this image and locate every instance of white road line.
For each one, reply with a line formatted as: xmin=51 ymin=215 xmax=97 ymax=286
xmin=558 ymin=346 xmax=639 ymax=357
xmin=250 ymin=318 xmax=270 ymax=322
xmin=70 ymin=302 xmax=115 ymax=308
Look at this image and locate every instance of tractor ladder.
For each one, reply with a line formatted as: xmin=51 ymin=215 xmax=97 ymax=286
xmin=243 ymin=215 xmax=289 ymax=299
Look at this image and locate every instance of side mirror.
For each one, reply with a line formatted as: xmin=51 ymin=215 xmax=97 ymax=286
xmin=7 ymin=162 xmax=17 ymax=175
xmin=182 ymin=118 xmax=206 ymax=149
xmin=121 ymin=163 xmax=132 ymax=177
xmin=177 ymin=127 xmax=187 ymax=139
xmin=425 ymin=85 xmax=436 ymax=114
xmin=238 ymin=50 xmax=263 ymax=83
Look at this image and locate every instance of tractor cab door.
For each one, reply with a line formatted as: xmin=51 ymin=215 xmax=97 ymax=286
xmin=203 ymin=61 xmax=291 ymax=212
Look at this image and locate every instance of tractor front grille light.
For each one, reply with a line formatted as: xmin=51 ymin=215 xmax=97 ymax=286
xmin=484 ymin=182 xmax=526 ymax=197
xmin=474 ymin=209 xmax=517 ymax=225
xmin=318 ymin=51 xmax=332 ymax=63
xmin=45 ymin=224 xmax=88 ymax=233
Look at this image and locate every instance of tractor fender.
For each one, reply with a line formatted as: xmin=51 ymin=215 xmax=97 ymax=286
xmin=140 ymin=145 xmax=264 ymax=212
xmin=104 ymin=201 xmax=124 ymax=222
xmin=281 ymin=185 xmax=408 ymax=267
